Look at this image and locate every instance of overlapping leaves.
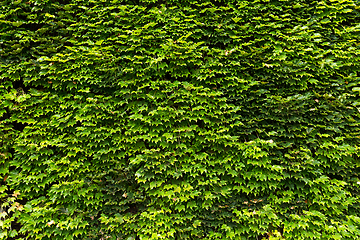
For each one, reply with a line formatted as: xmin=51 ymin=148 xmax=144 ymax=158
xmin=1 ymin=0 xmax=360 ymax=239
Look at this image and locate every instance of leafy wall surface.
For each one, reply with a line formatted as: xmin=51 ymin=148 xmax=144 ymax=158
xmin=1 ymin=0 xmax=360 ymax=239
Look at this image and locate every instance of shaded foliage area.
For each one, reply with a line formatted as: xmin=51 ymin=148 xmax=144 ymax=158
xmin=1 ymin=0 xmax=360 ymax=239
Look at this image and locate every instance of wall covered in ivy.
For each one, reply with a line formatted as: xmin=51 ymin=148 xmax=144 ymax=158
xmin=1 ymin=0 xmax=360 ymax=239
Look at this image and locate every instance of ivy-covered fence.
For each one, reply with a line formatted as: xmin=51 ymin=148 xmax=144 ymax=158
xmin=1 ymin=0 xmax=360 ymax=239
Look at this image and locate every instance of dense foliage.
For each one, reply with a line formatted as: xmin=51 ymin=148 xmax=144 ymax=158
xmin=1 ymin=0 xmax=360 ymax=239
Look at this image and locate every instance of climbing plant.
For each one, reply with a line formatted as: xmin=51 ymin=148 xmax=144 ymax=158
xmin=1 ymin=0 xmax=360 ymax=239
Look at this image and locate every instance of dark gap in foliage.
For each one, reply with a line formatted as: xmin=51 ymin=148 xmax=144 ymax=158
xmin=0 ymin=106 xmax=10 ymax=123
xmin=11 ymin=81 xmax=29 ymax=132
xmin=56 ymin=0 xmax=72 ymax=5
xmin=13 ymin=80 xmax=29 ymax=93
xmin=19 ymin=23 xmax=45 ymax=32
xmin=125 ymin=203 xmax=140 ymax=215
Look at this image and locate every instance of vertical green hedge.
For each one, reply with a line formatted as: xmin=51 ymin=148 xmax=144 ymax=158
xmin=1 ymin=0 xmax=360 ymax=239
